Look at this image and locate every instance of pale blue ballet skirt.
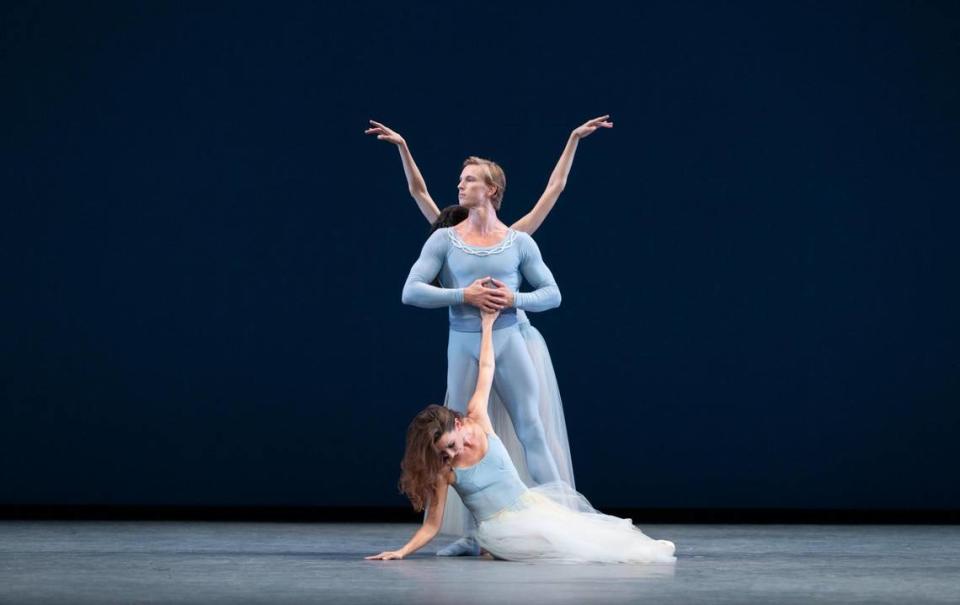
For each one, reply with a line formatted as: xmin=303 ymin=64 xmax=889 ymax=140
xmin=452 ymin=433 xmax=676 ymax=564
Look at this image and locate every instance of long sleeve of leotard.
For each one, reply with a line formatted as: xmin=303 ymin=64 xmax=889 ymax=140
xmin=514 ymin=233 xmax=561 ymax=312
xmin=402 ymin=229 xmax=464 ymax=308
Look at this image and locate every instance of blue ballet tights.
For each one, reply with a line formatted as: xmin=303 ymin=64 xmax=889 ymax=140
xmin=447 ymin=324 xmax=561 ymax=484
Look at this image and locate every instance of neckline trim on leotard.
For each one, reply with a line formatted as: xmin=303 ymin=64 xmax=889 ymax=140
xmin=447 ymin=228 xmax=517 ymax=257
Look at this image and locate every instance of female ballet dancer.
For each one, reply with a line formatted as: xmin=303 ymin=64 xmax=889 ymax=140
xmin=366 ymin=117 xmax=611 ymax=546
xmin=365 ymin=309 xmax=676 ymax=563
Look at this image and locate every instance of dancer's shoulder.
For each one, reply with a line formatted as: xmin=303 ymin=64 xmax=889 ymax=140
xmin=431 ymin=227 xmax=455 ymax=241
xmin=421 ymin=227 xmax=453 ymax=250
xmin=512 ymin=230 xmax=537 ymax=245
xmin=512 ymin=230 xmax=546 ymax=258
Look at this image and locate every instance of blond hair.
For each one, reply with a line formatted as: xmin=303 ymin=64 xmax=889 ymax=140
xmin=463 ymin=156 xmax=506 ymax=210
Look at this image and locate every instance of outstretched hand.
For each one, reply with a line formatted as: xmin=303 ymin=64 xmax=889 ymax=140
xmin=365 ymin=120 xmax=405 ymax=146
xmin=365 ymin=550 xmax=405 ymax=560
xmin=572 ymin=115 xmax=613 ymax=140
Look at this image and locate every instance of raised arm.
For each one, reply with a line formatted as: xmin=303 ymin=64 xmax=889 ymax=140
xmin=365 ymin=474 xmax=449 ymax=560
xmin=366 ymin=120 xmax=441 ymax=223
xmin=465 ymin=311 xmax=497 ymax=433
xmin=511 ymin=115 xmax=613 ymax=235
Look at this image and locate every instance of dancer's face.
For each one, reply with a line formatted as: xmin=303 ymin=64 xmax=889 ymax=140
xmin=434 ymin=420 xmax=466 ymax=464
xmin=457 ymin=164 xmax=495 ymax=208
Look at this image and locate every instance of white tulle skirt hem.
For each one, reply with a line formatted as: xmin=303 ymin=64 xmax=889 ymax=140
xmin=475 ymin=482 xmax=677 ymax=564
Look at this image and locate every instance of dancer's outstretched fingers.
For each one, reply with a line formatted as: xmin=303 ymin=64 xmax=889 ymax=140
xmin=573 ymin=115 xmax=612 ymax=139
xmin=366 ymin=120 xmax=404 ymax=145
xmin=365 ymin=550 xmax=404 ymax=560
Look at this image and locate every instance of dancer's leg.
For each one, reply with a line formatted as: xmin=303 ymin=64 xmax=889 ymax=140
xmin=492 ymin=326 xmax=561 ymax=484
xmin=484 ymin=318 xmax=576 ymax=490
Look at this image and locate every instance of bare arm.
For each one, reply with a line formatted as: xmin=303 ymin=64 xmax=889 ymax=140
xmin=511 ymin=115 xmax=613 ymax=235
xmin=466 ymin=311 xmax=497 ymax=433
xmin=366 ymin=120 xmax=441 ymax=223
xmin=366 ymin=475 xmax=450 ymax=560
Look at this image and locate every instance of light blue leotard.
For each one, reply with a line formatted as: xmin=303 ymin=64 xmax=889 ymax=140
xmin=401 ymin=228 xmax=561 ymax=332
xmin=453 ymin=433 xmax=527 ymax=521
xmin=402 ymin=228 xmax=562 ymax=484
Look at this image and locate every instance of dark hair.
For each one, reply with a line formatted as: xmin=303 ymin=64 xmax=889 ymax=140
xmin=430 ymin=205 xmax=468 ymax=234
xmin=430 ymin=205 xmax=469 ymax=287
xmin=399 ymin=404 xmax=462 ymax=511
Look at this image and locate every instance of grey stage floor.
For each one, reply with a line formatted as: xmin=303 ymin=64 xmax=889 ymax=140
xmin=1 ymin=522 xmax=959 ymax=604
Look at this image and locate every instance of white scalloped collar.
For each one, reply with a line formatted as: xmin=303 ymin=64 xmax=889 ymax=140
xmin=447 ymin=228 xmax=517 ymax=257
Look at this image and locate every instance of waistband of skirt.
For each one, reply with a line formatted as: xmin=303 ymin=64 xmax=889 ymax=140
xmin=475 ymin=489 xmax=531 ymax=522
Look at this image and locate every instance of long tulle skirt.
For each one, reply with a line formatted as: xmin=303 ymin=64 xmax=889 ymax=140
xmin=439 ymin=320 xmax=575 ymax=537
xmin=476 ymin=482 xmax=677 ymax=564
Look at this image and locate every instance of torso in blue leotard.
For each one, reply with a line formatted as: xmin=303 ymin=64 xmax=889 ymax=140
xmin=452 ymin=433 xmax=527 ymax=521
xmin=402 ymin=228 xmax=560 ymax=332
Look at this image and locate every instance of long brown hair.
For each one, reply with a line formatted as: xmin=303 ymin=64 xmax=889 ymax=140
xmin=399 ymin=404 xmax=461 ymax=512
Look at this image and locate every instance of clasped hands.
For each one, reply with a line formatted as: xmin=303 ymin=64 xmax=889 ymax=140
xmin=463 ymin=277 xmax=514 ymax=313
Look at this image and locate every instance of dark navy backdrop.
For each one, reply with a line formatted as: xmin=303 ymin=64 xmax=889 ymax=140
xmin=2 ymin=1 xmax=958 ymax=510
